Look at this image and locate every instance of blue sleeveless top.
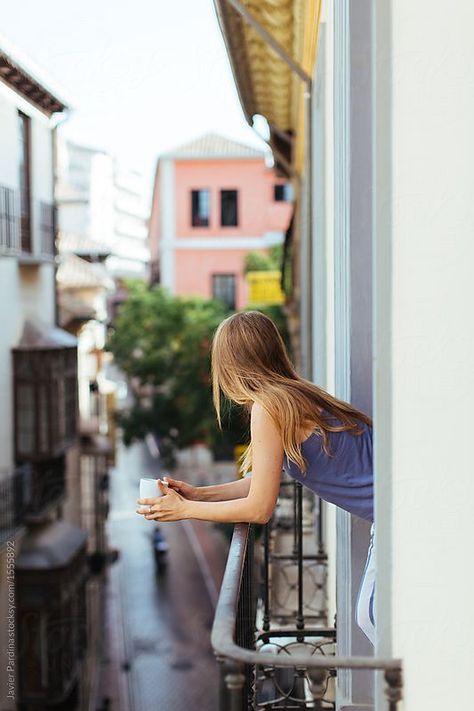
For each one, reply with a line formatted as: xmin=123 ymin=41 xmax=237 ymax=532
xmin=283 ymin=415 xmax=374 ymax=522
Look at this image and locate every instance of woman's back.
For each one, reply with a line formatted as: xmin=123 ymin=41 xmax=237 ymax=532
xmin=283 ymin=414 xmax=374 ymax=522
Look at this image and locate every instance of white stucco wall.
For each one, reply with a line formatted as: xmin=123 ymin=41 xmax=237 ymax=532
xmin=158 ymin=159 xmax=176 ymax=293
xmin=0 ymin=83 xmax=56 ymax=470
xmin=0 ymin=92 xmax=19 ymax=189
xmin=374 ymin=2 xmax=474 ymax=708
xmin=311 ymin=1 xmax=337 ymax=631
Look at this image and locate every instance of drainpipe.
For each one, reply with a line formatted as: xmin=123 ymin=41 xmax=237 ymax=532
xmin=51 ymin=109 xmax=70 ymax=328
xmin=220 ymin=0 xmax=314 ymax=379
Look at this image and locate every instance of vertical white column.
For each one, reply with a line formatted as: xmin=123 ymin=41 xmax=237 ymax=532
xmin=333 ymin=0 xmax=353 ymax=705
xmin=373 ymin=2 xmax=474 ymax=708
xmin=159 ymin=158 xmax=175 ymax=294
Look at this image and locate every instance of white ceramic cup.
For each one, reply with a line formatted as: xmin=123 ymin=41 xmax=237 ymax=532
xmin=139 ymin=477 xmax=163 ymax=501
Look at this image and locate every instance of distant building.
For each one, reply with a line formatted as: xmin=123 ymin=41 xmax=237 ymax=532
xmin=148 ymin=132 xmax=293 ymax=310
xmin=57 ymin=140 xmax=150 ymax=282
xmin=0 ymin=38 xmax=89 ymax=710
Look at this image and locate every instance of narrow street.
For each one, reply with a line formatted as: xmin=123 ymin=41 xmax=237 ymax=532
xmin=97 ymin=439 xmax=230 ymax=711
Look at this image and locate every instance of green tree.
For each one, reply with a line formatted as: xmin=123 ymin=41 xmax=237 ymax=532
xmin=243 ymin=243 xmax=283 ymax=274
xmin=106 ymin=281 xmax=248 ymax=465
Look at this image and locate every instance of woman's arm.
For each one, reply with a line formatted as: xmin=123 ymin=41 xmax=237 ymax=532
xmin=137 ymin=402 xmax=284 ymax=524
xmin=195 ymin=476 xmax=251 ymax=501
xmin=183 ymin=403 xmax=283 ymax=523
xmin=166 ymin=474 xmax=251 ymax=502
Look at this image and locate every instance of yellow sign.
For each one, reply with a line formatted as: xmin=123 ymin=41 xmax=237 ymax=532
xmin=247 ymin=270 xmax=285 ymax=305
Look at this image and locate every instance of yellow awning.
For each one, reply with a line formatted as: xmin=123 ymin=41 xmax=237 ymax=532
xmin=214 ymin=0 xmax=321 ymax=176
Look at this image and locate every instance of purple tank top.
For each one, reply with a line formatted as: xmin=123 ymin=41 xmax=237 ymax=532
xmin=283 ymin=415 xmax=374 ymax=522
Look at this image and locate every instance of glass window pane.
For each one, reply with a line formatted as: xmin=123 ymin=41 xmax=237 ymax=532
xmin=191 ymin=189 xmax=210 ymax=227
xmin=212 ymin=274 xmax=236 ymax=310
xmin=220 ymin=190 xmax=238 ymax=226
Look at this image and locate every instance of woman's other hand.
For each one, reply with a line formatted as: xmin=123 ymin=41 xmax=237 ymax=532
xmin=136 ymin=480 xmax=188 ymax=521
xmin=163 ymin=475 xmax=200 ymax=500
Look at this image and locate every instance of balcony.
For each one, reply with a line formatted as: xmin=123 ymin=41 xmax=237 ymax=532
xmin=18 ymin=200 xmax=56 ymax=263
xmin=0 ymin=459 xmax=67 ymax=531
xmin=211 ymin=480 xmax=403 ymax=709
xmin=0 ymin=184 xmax=20 ymax=254
xmin=0 ymin=464 xmax=31 ymax=545
xmin=22 ymin=456 xmax=67 ymax=521
xmin=39 ymin=201 xmax=56 ymax=258
xmin=0 ymin=184 xmax=57 ymax=261
xmin=13 ymin=321 xmax=78 ymax=462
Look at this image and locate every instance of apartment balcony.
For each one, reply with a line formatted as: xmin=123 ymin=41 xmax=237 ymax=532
xmin=13 ymin=321 xmax=78 ymax=462
xmin=18 ymin=200 xmax=56 ymax=263
xmin=0 ymin=183 xmax=57 ymax=262
xmin=0 ymin=459 xmax=66 ymax=541
xmin=39 ymin=201 xmax=56 ymax=258
xmin=0 ymin=184 xmax=20 ymax=254
xmin=211 ymin=480 xmax=403 ymax=710
xmin=0 ymin=464 xmax=31 ymax=545
xmin=22 ymin=456 xmax=67 ymax=522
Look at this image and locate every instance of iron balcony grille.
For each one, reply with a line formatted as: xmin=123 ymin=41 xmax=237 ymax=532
xmin=0 ymin=185 xmax=20 ymax=253
xmin=211 ymin=480 xmax=403 ymax=710
xmin=39 ymin=201 xmax=56 ymax=257
xmin=0 ymin=185 xmax=57 ymax=258
xmin=0 ymin=464 xmax=32 ymax=544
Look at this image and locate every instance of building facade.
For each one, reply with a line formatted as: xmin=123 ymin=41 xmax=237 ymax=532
xmin=148 ymin=132 xmax=293 ymax=310
xmin=214 ymin=1 xmax=474 ymax=709
xmin=0 ymin=39 xmax=90 ymax=709
xmin=57 ymin=140 xmax=150 ymax=283
xmin=0 ymin=39 xmax=116 ymax=710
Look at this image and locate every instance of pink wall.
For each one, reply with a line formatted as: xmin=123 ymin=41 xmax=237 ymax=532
xmin=148 ymin=152 xmax=292 ymax=309
xmin=175 ymin=158 xmax=291 ymax=237
xmin=175 ymin=248 xmax=252 ymax=308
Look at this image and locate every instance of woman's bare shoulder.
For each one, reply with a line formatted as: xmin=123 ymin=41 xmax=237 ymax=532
xmin=250 ymin=401 xmax=278 ymax=432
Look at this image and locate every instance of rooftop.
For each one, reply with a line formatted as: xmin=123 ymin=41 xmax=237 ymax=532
xmin=161 ymin=132 xmax=266 ymax=160
xmin=0 ymin=32 xmax=69 ymax=115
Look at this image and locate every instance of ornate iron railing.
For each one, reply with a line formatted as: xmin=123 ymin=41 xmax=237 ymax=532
xmin=0 ymin=185 xmax=20 ymax=253
xmin=0 ymin=187 xmax=57 ymax=258
xmin=39 ymin=201 xmax=56 ymax=257
xmin=211 ymin=481 xmax=403 ymax=710
xmin=0 ymin=464 xmax=32 ymax=544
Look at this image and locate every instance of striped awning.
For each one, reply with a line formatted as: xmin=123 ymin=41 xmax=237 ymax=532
xmin=213 ymin=0 xmax=321 ymax=176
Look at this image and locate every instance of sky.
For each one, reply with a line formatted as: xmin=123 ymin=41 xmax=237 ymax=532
xmin=1 ymin=0 xmax=268 ymax=188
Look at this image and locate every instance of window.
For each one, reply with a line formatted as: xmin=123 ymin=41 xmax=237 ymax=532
xmin=13 ymin=344 xmax=78 ymax=460
xmin=274 ymin=183 xmax=293 ymax=202
xmin=212 ymin=274 xmax=236 ymax=310
xmin=220 ymin=190 xmax=238 ymax=226
xmin=18 ymin=112 xmax=32 ymax=252
xmin=191 ymin=189 xmax=210 ymax=227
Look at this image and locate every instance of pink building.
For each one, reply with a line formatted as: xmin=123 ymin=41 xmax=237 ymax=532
xmin=148 ymin=133 xmax=293 ymax=310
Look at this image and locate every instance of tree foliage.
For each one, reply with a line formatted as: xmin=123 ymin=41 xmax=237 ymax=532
xmin=106 ymin=281 xmax=248 ymax=460
xmin=243 ymin=243 xmax=283 ymax=273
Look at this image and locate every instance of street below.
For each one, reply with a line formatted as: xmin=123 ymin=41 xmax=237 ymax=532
xmin=97 ymin=438 xmax=230 ymax=711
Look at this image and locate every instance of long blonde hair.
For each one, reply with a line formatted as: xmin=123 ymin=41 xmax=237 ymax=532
xmin=211 ymin=310 xmax=372 ymax=476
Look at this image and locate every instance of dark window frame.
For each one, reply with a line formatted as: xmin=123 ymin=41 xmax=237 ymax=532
xmin=273 ymin=183 xmax=293 ymax=202
xmin=191 ymin=188 xmax=211 ymax=227
xmin=220 ymin=189 xmax=239 ymax=227
xmin=212 ymin=273 xmax=236 ymax=311
xmin=13 ymin=345 xmax=78 ymax=462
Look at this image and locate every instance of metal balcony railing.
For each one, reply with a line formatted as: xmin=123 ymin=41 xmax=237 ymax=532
xmin=0 ymin=185 xmax=20 ymax=253
xmin=0 ymin=186 xmax=57 ymax=258
xmin=39 ymin=201 xmax=56 ymax=257
xmin=0 ymin=464 xmax=32 ymax=544
xmin=24 ymin=456 xmax=67 ymax=520
xmin=211 ymin=481 xmax=403 ymax=710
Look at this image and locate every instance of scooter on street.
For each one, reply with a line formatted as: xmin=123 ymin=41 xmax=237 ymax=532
xmin=151 ymin=524 xmax=169 ymax=573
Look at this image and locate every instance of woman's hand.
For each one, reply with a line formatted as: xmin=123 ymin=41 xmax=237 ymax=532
xmin=163 ymin=475 xmax=200 ymax=501
xmin=136 ymin=480 xmax=188 ymax=521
